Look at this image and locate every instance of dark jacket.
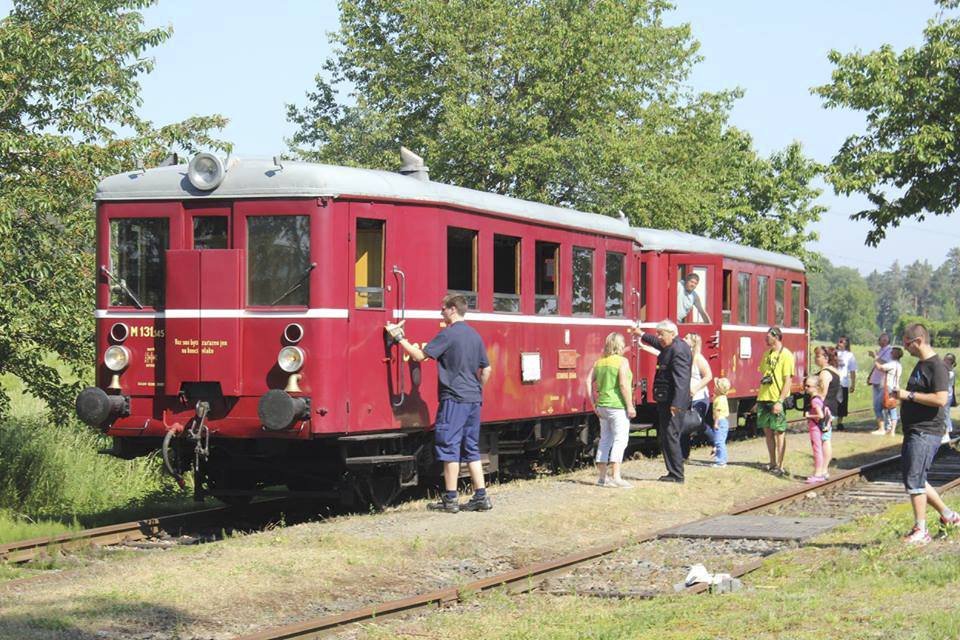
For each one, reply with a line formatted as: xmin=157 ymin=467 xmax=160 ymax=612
xmin=642 ymin=333 xmax=692 ymax=410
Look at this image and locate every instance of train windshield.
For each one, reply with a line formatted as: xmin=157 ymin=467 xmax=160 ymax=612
xmin=247 ymin=215 xmax=311 ymax=306
xmin=109 ymin=218 xmax=169 ymax=308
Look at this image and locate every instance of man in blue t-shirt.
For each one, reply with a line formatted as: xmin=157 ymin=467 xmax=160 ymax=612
xmin=386 ymin=294 xmax=492 ymax=513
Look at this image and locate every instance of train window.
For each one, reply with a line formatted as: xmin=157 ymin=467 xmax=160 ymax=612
xmin=447 ymin=227 xmax=477 ymax=308
xmin=722 ymin=269 xmax=732 ymax=324
xmin=605 ymin=252 xmax=625 ymax=317
xmin=355 ymin=219 xmax=384 ymax=308
xmin=109 ymin=218 xmax=169 ymax=308
xmin=247 ymin=215 xmax=311 ymax=306
xmin=790 ymin=281 xmax=802 ymax=326
xmin=640 ymin=261 xmax=647 ymax=321
xmin=774 ymin=278 xmax=785 ymax=325
xmin=193 ymin=216 xmax=228 ymax=250
xmin=535 ymin=241 xmax=559 ymax=315
xmin=757 ymin=275 xmax=769 ymax=325
xmin=676 ymin=265 xmax=710 ymax=323
xmin=572 ymin=247 xmax=594 ymax=315
xmin=737 ymin=273 xmax=750 ymax=324
xmin=493 ymin=234 xmax=520 ymax=312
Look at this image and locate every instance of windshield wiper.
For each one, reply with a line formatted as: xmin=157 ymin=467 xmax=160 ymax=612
xmin=100 ymin=265 xmax=144 ymax=309
xmin=271 ymin=262 xmax=317 ymax=306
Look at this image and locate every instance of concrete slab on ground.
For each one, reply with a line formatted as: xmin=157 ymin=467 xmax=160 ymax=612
xmin=659 ymin=515 xmax=847 ymax=541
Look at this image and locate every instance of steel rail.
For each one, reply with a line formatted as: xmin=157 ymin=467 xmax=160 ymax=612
xmin=1 ymin=408 xmax=872 ymax=568
xmin=236 ymin=433 xmax=951 ymax=640
xmin=0 ymin=500 xmax=286 ymax=564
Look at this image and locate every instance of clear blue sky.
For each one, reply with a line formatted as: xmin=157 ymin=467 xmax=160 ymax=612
xmin=5 ymin=0 xmax=958 ymax=274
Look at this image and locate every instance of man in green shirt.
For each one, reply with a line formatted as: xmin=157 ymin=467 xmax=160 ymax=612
xmin=757 ymin=326 xmax=795 ymax=475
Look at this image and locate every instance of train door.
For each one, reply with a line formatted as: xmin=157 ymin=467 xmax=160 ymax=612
xmin=165 ymin=204 xmax=242 ymax=397
xmin=667 ymin=254 xmax=722 ymax=364
xmin=631 ymin=250 xmax=650 ymax=406
xmin=347 ymin=203 xmax=399 ymax=431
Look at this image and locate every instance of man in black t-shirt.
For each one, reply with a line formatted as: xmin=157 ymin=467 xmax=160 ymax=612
xmin=386 ymin=294 xmax=492 ymax=513
xmin=896 ymin=323 xmax=958 ymax=544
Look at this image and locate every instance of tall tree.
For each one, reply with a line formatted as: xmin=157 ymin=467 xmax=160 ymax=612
xmin=808 ymin=260 xmax=877 ymax=343
xmin=815 ymin=0 xmax=960 ymax=246
xmin=0 ymin=0 xmax=228 ymax=419
xmin=288 ymin=0 xmax=823 ymax=262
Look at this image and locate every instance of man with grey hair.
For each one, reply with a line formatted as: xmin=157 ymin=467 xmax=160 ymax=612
xmin=637 ymin=319 xmax=692 ymax=482
xmin=896 ymin=323 xmax=957 ymax=544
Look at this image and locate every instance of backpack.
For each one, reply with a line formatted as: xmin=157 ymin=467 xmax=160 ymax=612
xmin=820 ymin=405 xmax=833 ymax=432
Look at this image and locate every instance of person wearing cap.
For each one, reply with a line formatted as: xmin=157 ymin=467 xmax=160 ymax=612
xmin=757 ymin=326 xmax=794 ymax=475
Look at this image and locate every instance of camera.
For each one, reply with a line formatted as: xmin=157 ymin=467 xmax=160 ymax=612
xmin=760 ymin=374 xmax=773 ymax=385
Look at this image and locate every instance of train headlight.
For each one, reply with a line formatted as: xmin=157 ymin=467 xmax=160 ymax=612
xmin=277 ymin=346 xmax=305 ymax=373
xmin=187 ymin=153 xmax=226 ymax=191
xmin=104 ymin=345 xmax=131 ymax=372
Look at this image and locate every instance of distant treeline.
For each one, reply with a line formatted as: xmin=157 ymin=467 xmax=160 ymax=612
xmin=809 ymin=247 xmax=960 ymax=346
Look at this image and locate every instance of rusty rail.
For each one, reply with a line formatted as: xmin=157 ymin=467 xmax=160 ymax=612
xmin=236 ymin=435 xmax=955 ymax=640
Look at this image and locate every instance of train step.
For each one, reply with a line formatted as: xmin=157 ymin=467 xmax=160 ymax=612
xmin=338 ymin=433 xmax=408 ymax=442
xmin=344 ymin=454 xmax=417 ymax=467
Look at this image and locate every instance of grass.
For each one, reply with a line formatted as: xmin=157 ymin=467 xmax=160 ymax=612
xmin=360 ymin=497 xmax=960 ymax=640
xmin=0 ymin=370 xmax=191 ymax=547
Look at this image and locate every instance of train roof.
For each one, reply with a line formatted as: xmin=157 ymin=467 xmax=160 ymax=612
xmin=96 ymin=157 xmax=804 ymax=272
xmin=632 ymin=228 xmax=805 ymax=272
xmin=95 ymin=157 xmax=635 ymax=240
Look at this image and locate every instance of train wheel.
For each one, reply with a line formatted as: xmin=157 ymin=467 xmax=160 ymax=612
xmin=359 ymin=473 xmax=403 ymax=512
xmin=552 ymin=438 xmax=582 ymax=473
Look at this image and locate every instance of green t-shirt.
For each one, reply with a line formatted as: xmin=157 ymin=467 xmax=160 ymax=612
xmin=594 ymin=354 xmax=631 ymax=409
xmin=757 ymin=347 xmax=795 ymax=403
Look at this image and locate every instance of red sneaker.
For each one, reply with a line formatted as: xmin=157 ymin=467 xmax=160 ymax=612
xmin=903 ymin=526 xmax=931 ymax=545
xmin=940 ymin=512 xmax=960 ymax=527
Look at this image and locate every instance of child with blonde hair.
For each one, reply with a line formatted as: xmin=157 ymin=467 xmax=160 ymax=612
xmin=804 ymin=374 xmax=831 ymax=483
xmin=711 ymin=378 xmax=731 ymax=467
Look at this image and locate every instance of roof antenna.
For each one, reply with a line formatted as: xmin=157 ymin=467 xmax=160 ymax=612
xmin=617 ymin=209 xmax=628 ymax=222
xmin=399 ymin=146 xmax=430 ymax=181
xmin=273 ymin=155 xmax=283 ymax=170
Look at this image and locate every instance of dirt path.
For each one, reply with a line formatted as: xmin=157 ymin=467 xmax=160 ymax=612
xmin=0 ymin=422 xmax=900 ymax=640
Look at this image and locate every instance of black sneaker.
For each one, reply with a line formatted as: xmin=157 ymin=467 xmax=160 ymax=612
xmin=658 ymin=474 xmax=684 ymax=483
xmin=461 ymin=493 xmax=493 ymax=512
xmin=427 ymin=495 xmax=459 ymax=513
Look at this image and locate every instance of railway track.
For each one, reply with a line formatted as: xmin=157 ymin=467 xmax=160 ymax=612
xmin=0 ymin=499 xmax=296 ymax=565
xmin=234 ymin=436 xmax=960 ymax=640
xmin=0 ymin=409 xmax=873 ymax=569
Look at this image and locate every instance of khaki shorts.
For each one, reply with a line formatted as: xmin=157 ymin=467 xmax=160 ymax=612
xmin=757 ymin=402 xmax=788 ymax=432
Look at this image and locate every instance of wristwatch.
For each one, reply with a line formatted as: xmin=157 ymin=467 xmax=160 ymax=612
xmin=908 ymin=391 xmax=916 ymax=402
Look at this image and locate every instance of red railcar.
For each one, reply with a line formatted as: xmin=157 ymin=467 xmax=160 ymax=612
xmin=76 ymin=152 xmax=807 ymax=504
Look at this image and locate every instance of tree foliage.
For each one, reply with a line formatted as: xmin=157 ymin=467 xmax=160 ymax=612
xmin=288 ymin=0 xmax=823 ymax=262
xmin=808 ymin=261 xmax=878 ymax=344
xmin=0 ymin=0 xmax=228 ymax=419
xmin=815 ymin=0 xmax=960 ymax=246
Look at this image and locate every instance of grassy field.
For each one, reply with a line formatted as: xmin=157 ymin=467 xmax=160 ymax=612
xmin=359 ymin=496 xmax=960 ymax=640
xmin=0 ymin=371 xmax=190 ymax=544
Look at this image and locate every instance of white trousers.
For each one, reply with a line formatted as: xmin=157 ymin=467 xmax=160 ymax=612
xmin=596 ymin=407 xmax=630 ymax=463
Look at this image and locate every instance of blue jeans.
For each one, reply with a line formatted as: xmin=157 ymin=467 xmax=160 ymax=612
xmin=712 ymin=418 xmax=729 ymax=464
xmin=872 ymin=385 xmax=885 ymax=419
xmin=901 ymin=429 xmax=941 ymax=495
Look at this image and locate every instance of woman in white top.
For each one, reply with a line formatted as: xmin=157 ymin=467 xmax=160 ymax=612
xmin=872 ymin=346 xmax=903 ymax=436
xmin=682 ymin=333 xmax=713 ymax=459
xmin=835 ymin=336 xmax=857 ymax=430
